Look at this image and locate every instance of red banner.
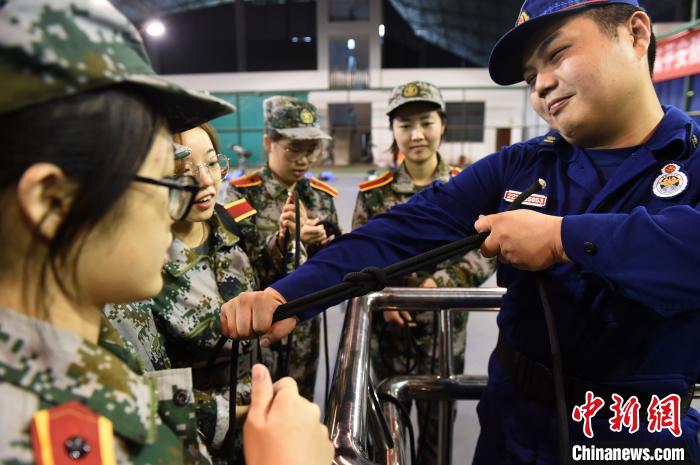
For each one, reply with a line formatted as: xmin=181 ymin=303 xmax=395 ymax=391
xmin=653 ymin=27 xmax=700 ymax=83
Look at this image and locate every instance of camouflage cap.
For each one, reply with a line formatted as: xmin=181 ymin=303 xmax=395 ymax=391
xmin=264 ymin=96 xmax=331 ymax=140
xmin=386 ymin=81 xmax=445 ymax=115
xmin=0 ymin=0 xmax=235 ymax=132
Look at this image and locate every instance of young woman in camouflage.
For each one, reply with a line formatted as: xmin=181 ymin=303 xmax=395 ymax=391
xmin=105 ymin=124 xmax=259 ymax=464
xmin=221 ymin=96 xmax=340 ymax=401
xmin=0 ymin=2 xmax=334 ymax=465
xmin=352 ymin=81 xmax=496 ymax=465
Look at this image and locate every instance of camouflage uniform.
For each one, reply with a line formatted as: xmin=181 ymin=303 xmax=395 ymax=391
xmin=354 ymin=158 xmax=496 ymax=373
xmin=0 ymin=1 xmax=234 ymax=463
xmin=353 ymin=81 xmax=496 ymax=465
xmin=220 ymin=96 xmax=339 ymax=401
xmin=0 ymin=308 xmax=213 ymax=465
xmin=105 ymin=208 xmax=257 ymax=464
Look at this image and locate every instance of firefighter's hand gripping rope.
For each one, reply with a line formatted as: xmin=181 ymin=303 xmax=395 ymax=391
xmin=218 ymin=179 xmax=551 ymax=342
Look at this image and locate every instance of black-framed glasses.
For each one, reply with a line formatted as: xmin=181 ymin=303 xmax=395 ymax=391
xmin=133 ymin=175 xmax=199 ymax=221
xmin=181 ymin=154 xmax=230 ymax=180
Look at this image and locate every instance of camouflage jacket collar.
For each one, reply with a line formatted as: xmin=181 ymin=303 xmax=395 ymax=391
xmin=0 ymin=308 xmax=158 ymax=445
xmin=164 ymin=213 xmax=241 ymax=278
xmin=392 ymin=155 xmax=451 ymax=195
xmin=262 ymin=165 xmax=293 ymax=200
xmin=98 ymin=314 xmax=147 ymax=375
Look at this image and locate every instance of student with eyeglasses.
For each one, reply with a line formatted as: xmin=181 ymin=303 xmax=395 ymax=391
xmin=221 ymin=96 xmax=340 ymax=401
xmin=0 ymin=2 xmax=334 ymax=465
xmin=105 ymin=123 xmax=260 ymax=464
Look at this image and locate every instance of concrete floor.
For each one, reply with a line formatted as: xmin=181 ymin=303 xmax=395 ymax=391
xmin=307 ymin=169 xmax=499 ymax=464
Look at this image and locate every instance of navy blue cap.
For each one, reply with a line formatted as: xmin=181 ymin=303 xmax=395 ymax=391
xmin=489 ymin=0 xmax=640 ymax=86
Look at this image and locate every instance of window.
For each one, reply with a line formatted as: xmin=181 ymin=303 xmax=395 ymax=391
xmin=445 ymin=102 xmax=485 ymax=142
xmin=329 ymin=0 xmax=369 ymax=21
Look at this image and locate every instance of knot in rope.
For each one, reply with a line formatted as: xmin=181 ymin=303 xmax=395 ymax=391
xmin=343 ymin=266 xmax=388 ymax=296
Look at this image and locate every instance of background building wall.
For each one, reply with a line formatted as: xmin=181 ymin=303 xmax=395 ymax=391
xmin=165 ymin=68 xmax=541 ymax=166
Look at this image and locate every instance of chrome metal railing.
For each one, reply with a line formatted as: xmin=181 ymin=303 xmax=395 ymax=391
xmin=325 ymin=287 xmax=700 ymax=465
xmin=324 ymin=287 xmax=505 ymax=465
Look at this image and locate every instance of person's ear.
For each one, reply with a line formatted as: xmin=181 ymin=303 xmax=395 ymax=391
xmin=263 ymin=134 xmax=272 ymax=153
xmin=16 ymin=163 xmax=75 ymax=240
xmin=627 ymin=11 xmax=652 ymax=61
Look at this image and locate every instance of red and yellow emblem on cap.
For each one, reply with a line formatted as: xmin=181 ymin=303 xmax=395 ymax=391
xmin=517 ymin=11 xmax=530 ymax=25
xmin=30 ymin=401 xmax=116 ymax=465
xmin=224 ymin=199 xmax=257 ymax=222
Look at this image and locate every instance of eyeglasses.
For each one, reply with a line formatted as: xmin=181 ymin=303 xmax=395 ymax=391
xmin=181 ymin=154 xmax=230 ymax=180
xmin=278 ymin=142 xmax=322 ymax=164
xmin=133 ymin=175 xmax=199 ymax=221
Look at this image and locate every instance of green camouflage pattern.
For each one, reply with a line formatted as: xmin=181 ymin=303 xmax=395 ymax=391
xmin=263 ymin=95 xmax=331 ymax=140
xmin=353 ymin=158 xmax=494 ymax=285
xmin=0 ymin=307 xmax=212 ymax=465
xmin=104 ymin=210 xmax=256 ymax=464
xmin=386 ymin=81 xmax=445 ymax=115
xmin=222 ymin=165 xmax=341 ymax=288
xmin=222 ymin=165 xmax=340 ymax=399
xmin=0 ymin=0 xmax=233 ymax=131
xmin=100 ymin=322 xmax=216 ymax=464
xmin=353 ymin=158 xmax=496 ymax=465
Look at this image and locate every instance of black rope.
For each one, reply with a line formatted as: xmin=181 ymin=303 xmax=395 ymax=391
xmin=344 ymin=266 xmax=388 ymax=296
xmin=278 ymin=190 xmax=301 ymax=378
xmin=272 ymin=179 xmax=546 ymax=323
xmin=537 ymin=275 xmax=570 ymax=465
xmin=294 ymin=191 xmax=301 ymax=268
xmin=368 ymin=380 xmax=395 ymax=449
xmin=378 ymin=392 xmax=417 ymax=465
xmin=322 ymin=311 xmax=330 ymax=404
xmin=225 ymin=339 xmax=239 ymax=465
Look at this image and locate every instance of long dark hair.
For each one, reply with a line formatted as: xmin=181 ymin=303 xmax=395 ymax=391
xmin=0 ymin=88 xmax=164 ymax=310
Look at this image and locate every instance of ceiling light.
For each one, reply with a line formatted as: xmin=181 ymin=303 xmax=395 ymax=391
xmin=145 ymin=20 xmax=165 ymax=38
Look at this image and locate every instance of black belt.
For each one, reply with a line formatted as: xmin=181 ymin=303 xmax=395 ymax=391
xmin=495 ymin=334 xmax=694 ymax=418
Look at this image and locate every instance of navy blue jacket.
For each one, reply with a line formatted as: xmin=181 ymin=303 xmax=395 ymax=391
xmin=273 ymin=105 xmax=700 ymax=401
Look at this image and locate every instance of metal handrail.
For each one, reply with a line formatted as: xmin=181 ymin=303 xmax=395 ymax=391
xmin=326 ymin=287 xmax=700 ymax=465
xmin=325 ymin=287 xmax=505 ymax=465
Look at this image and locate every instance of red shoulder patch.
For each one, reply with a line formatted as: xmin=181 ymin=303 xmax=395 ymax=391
xmin=450 ymin=167 xmax=462 ymax=177
xmin=31 ymin=401 xmax=116 ymax=465
xmin=224 ymin=198 xmax=257 ymax=222
xmin=230 ymin=172 xmax=262 ymax=188
xmin=309 ymin=178 xmax=339 ymax=198
xmin=358 ymin=171 xmax=394 ymax=192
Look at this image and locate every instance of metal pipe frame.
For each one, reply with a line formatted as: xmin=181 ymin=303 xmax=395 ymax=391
xmin=325 ymin=288 xmax=505 ymax=465
xmin=326 ymin=287 xmax=700 ymax=465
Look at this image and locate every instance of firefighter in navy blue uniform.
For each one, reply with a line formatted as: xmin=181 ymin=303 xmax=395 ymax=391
xmin=220 ymin=1 xmax=700 ymax=463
